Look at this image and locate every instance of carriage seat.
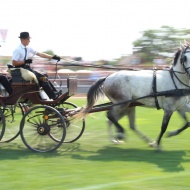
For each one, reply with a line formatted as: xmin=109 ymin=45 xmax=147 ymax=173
xmin=7 ymin=64 xmax=38 ymax=84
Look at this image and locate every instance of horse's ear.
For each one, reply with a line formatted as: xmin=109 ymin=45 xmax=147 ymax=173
xmin=184 ymin=39 xmax=190 ymax=46
xmin=180 ymin=42 xmax=185 ymax=51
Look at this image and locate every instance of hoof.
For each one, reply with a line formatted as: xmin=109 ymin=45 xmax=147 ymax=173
xmin=149 ymin=141 xmax=162 ymax=151
xmin=166 ymin=131 xmax=176 ymax=137
xmin=109 ymin=132 xmax=125 ymax=144
xmin=149 ymin=141 xmax=158 ymax=147
xmin=111 ymin=139 xmax=124 ymax=144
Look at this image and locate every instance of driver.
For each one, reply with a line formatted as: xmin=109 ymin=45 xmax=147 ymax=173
xmin=12 ymin=32 xmax=61 ymax=100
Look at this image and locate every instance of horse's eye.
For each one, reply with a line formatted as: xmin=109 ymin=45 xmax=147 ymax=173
xmin=181 ymin=55 xmax=186 ymax=63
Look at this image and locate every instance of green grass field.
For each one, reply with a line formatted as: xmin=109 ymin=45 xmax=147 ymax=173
xmin=1 ymin=97 xmax=190 ymax=190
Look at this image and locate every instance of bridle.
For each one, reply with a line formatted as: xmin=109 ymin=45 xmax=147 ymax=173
xmin=170 ymin=47 xmax=190 ymax=88
xmin=180 ymin=47 xmax=190 ymax=74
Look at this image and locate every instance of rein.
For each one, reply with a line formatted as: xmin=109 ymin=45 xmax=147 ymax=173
xmin=48 ymin=49 xmax=190 ymax=111
xmin=57 ymin=59 xmax=168 ymax=71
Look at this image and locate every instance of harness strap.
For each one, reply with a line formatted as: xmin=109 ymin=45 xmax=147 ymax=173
xmin=152 ymin=69 xmax=160 ymax=110
xmin=169 ymin=68 xmax=178 ymax=89
xmin=170 ymin=67 xmax=190 ymax=88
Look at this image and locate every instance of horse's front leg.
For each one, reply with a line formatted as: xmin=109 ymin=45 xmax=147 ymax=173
xmin=167 ymin=109 xmax=189 ymax=137
xmin=150 ymin=110 xmax=173 ymax=151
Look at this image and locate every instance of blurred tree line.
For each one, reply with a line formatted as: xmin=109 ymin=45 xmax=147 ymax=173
xmin=1 ymin=26 xmax=190 ymax=67
xmin=44 ymin=26 xmax=190 ymax=66
xmin=132 ymin=26 xmax=190 ymax=64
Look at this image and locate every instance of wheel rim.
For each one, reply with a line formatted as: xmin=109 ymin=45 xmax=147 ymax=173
xmin=0 ymin=108 xmax=5 ymax=141
xmin=20 ymin=105 xmax=66 ymax=152
xmin=0 ymin=105 xmax=21 ymax=142
xmin=56 ymin=102 xmax=85 ymax=143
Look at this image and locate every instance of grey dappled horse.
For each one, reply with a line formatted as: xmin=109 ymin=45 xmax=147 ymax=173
xmin=82 ymin=43 xmax=190 ymax=150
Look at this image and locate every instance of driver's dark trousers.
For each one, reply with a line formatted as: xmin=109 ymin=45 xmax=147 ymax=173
xmin=22 ymin=66 xmax=58 ymax=99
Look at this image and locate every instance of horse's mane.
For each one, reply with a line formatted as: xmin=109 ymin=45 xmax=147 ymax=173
xmin=173 ymin=49 xmax=181 ymax=66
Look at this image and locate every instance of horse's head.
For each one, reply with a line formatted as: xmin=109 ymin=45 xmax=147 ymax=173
xmin=173 ymin=42 xmax=190 ymax=79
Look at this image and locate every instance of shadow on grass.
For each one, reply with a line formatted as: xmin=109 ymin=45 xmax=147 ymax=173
xmin=1 ymin=141 xmax=189 ymax=173
xmin=0 ymin=142 xmax=81 ymax=160
xmin=71 ymin=146 xmax=190 ymax=172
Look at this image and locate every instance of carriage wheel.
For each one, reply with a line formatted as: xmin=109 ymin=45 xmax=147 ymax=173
xmin=57 ymin=102 xmax=85 ymax=143
xmin=20 ymin=105 xmax=66 ymax=152
xmin=0 ymin=103 xmax=30 ymax=142
xmin=0 ymin=105 xmax=23 ymax=143
xmin=0 ymin=108 xmax=5 ymax=141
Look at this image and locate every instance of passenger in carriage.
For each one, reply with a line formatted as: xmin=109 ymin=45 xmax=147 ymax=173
xmin=0 ymin=75 xmax=13 ymax=96
xmin=11 ymin=32 xmax=62 ymax=100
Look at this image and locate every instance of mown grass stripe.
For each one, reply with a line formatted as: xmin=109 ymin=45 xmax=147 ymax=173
xmin=73 ymin=171 xmax=190 ymax=190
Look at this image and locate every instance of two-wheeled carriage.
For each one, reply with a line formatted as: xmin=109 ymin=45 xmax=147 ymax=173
xmin=0 ymin=67 xmax=85 ymax=152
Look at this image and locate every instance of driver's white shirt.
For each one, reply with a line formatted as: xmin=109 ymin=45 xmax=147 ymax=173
xmin=12 ymin=43 xmax=37 ymax=61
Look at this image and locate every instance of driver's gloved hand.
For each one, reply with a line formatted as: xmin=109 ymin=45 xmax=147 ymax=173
xmin=24 ymin=59 xmax=33 ymax=64
xmin=52 ymin=55 xmax=61 ymax=61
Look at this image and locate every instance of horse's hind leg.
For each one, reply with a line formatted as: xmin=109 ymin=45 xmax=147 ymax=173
xmin=127 ymin=107 xmax=153 ymax=143
xmin=107 ymin=118 xmax=115 ymax=142
xmin=167 ymin=110 xmax=189 ymax=137
xmin=107 ymin=106 xmax=125 ymax=143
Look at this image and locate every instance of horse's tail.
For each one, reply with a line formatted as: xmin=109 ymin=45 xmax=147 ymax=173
xmin=85 ymin=77 xmax=106 ymax=112
xmin=75 ymin=77 xmax=106 ymax=119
